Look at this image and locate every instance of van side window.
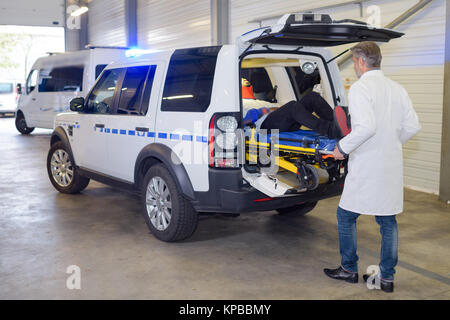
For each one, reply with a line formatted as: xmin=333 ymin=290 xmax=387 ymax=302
xmin=161 ymin=46 xmax=221 ymax=112
xmin=38 ymin=66 xmax=84 ymax=92
xmin=86 ymin=68 xmax=123 ymax=114
xmin=95 ymin=64 xmax=107 ymax=79
xmin=26 ymin=70 xmax=38 ymax=94
xmin=116 ymin=65 xmax=156 ymax=116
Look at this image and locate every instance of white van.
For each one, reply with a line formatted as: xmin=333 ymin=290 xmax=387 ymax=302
xmin=46 ymin=13 xmax=403 ymax=242
xmin=15 ymin=46 xmax=127 ymax=134
xmin=0 ymin=81 xmax=17 ymax=116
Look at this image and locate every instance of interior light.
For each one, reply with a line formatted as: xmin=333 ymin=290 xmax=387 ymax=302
xmin=71 ymin=7 xmax=88 ymax=17
xmin=302 ymin=62 xmax=316 ymax=74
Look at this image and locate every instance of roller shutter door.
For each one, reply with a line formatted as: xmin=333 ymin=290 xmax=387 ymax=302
xmin=88 ymin=0 xmax=126 ymax=47
xmin=137 ymin=0 xmax=211 ymax=50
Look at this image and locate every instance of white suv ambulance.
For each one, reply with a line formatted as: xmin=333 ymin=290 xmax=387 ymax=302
xmin=46 ymin=14 xmax=402 ymax=242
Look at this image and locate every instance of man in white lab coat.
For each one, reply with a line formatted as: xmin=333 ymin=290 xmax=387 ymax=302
xmin=323 ymin=42 xmax=421 ymax=293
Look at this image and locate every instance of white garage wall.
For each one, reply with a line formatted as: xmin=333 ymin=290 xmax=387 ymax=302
xmin=230 ymin=0 xmax=446 ymax=194
xmin=88 ymin=0 xmax=126 ymax=47
xmin=137 ymin=0 xmax=211 ymax=50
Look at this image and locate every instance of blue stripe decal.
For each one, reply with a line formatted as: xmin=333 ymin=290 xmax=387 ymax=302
xmin=92 ymin=128 xmax=206 ymax=143
xmin=196 ymin=136 xmax=208 ymax=143
xmin=182 ymin=135 xmax=193 ymax=141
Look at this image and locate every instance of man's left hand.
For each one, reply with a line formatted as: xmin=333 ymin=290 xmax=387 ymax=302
xmin=333 ymin=146 xmax=345 ymax=160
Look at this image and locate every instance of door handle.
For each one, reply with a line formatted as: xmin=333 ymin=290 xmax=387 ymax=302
xmin=40 ymin=107 xmax=52 ymax=112
xmin=135 ymin=127 xmax=149 ymax=132
xmin=32 ymin=98 xmax=36 ymax=101
xmin=95 ymin=123 xmax=105 ymax=128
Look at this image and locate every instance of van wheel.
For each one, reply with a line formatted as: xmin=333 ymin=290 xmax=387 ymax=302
xmin=47 ymin=141 xmax=90 ymax=194
xmin=276 ymin=201 xmax=318 ymax=216
xmin=141 ymin=164 xmax=198 ymax=242
xmin=15 ymin=112 xmax=34 ymax=134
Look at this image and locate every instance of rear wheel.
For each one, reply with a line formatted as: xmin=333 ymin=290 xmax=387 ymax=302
xmin=141 ymin=164 xmax=198 ymax=242
xmin=15 ymin=112 xmax=34 ymax=134
xmin=276 ymin=201 xmax=318 ymax=216
xmin=47 ymin=141 xmax=90 ymax=194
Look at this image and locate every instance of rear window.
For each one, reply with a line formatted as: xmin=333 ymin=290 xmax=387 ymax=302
xmin=161 ymin=46 xmax=221 ymax=112
xmin=0 ymin=83 xmax=13 ymax=94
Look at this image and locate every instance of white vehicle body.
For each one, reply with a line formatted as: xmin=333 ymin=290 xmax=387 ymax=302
xmin=47 ymin=13 xmax=403 ymax=241
xmin=16 ymin=47 xmax=127 ymax=129
xmin=0 ymin=81 xmax=17 ymax=114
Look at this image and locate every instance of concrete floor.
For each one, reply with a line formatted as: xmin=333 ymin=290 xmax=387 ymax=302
xmin=0 ymin=117 xmax=449 ymax=300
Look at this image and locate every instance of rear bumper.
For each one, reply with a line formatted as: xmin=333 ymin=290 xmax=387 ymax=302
xmin=191 ymin=168 xmax=344 ymax=213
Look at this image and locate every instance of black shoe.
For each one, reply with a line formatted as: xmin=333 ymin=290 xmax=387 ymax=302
xmin=363 ymin=274 xmax=394 ymax=293
xmin=323 ymin=266 xmax=358 ymax=283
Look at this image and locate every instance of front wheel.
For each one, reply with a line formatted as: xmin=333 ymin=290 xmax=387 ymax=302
xmin=47 ymin=141 xmax=90 ymax=194
xmin=141 ymin=164 xmax=198 ymax=242
xmin=276 ymin=201 xmax=318 ymax=216
xmin=15 ymin=112 xmax=34 ymax=134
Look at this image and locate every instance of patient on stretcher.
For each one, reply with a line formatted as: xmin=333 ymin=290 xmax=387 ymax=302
xmin=242 ymin=78 xmax=344 ymax=139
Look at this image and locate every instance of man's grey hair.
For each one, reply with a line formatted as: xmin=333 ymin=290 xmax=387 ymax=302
xmin=350 ymin=41 xmax=382 ymax=68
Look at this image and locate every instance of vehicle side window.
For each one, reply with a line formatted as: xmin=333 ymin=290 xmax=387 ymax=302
xmin=241 ymin=67 xmax=274 ymax=102
xmin=0 ymin=82 xmax=13 ymax=94
xmin=139 ymin=65 xmax=156 ymax=116
xmin=26 ymin=70 xmax=38 ymax=94
xmin=95 ymin=64 xmax=107 ymax=79
xmin=116 ymin=66 xmax=151 ymax=115
xmin=161 ymin=46 xmax=221 ymax=112
xmin=85 ymin=68 xmax=123 ymax=114
xmin=38 ymin=66 xmax=84 ymax=92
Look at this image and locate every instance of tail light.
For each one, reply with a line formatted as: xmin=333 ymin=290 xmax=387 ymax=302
xmin=209 ymin=113 xmax=240 ymax=168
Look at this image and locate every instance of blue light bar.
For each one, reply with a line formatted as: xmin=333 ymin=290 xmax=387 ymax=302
xmin=125 ymin=47 xmax=160 ymax=58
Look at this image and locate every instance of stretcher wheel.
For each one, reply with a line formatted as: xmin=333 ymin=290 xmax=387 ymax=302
xmin=297 ymin=163 xmax=319 ymax=190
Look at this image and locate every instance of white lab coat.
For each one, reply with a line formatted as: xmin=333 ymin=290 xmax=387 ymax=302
xmin=338 ymin=70 xmax=421 ymax=215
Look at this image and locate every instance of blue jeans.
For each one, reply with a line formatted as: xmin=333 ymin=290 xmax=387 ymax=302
xmin=336 ymin=206 xmax=398 ymax=281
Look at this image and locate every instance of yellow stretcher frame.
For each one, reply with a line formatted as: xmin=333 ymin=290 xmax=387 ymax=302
xmin=245 ymin=127 xmax=333 ymax=174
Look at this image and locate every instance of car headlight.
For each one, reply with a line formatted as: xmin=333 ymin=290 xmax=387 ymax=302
xmin=216 ymin=116 xmax=238 ymax=132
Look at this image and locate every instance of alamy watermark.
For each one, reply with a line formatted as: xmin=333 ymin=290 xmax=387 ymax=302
xmin=66 ymin=265 xmax=81 ymax=290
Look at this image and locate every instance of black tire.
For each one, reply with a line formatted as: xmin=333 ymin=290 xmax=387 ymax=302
xmin=141 ymin=164 xmax=198 ymax=242
xmin=276 ymin=201 xmax=318 ymax=216
xmin=47 ymin=141 xmax=90 ymax=194
xmin=15 ymin=112 xmax=34 ymax=134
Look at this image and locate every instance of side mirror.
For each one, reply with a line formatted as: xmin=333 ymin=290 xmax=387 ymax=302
xmin=16 ymin=83 xmax=22 ymax=95
xmin=70 ymin=97 xmax=85 ymax=112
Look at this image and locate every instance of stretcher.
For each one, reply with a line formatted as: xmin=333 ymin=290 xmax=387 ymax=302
xmin=245 ymin=127 xmax=344 ymax=191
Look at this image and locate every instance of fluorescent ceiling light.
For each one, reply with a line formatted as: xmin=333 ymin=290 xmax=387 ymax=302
xmin=71 ymin=7 xmax=89 ymax=17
